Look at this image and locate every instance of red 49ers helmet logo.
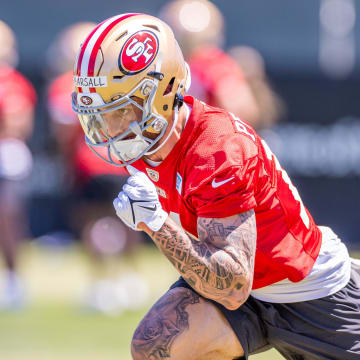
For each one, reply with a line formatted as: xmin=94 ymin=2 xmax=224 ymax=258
xmin=119 ymin=30 xmax=159 ymax=75
xmin=80 ymin=96 xmax=93 ymax=105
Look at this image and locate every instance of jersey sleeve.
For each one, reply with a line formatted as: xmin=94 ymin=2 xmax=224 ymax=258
xmin=184 ymin=127 xmax=259 ymax=219
xmin=187 ymin=158 xmax=257 ymax=218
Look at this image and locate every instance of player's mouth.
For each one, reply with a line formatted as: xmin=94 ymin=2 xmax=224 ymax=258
xmin=122 ymin=134 xmax=136 ymax=140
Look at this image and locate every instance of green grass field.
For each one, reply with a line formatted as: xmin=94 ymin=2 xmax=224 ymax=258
xmin=5 ymin=241 xmax=352 ymax=360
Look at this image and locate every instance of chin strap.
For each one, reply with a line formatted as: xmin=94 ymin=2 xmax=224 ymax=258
xmin=144 ymin=105 xmax=179 ymax=156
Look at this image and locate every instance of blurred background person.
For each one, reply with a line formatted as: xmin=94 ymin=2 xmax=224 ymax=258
xmin=0 ymin=20 xmax=36 ymax=309
xmin=228 ymin=45 xmax=286 ymax=130
xmin=159 ymin=0 xmax=261 ymax=128
xmin=45 ymin=22 xmax=147 ymax=315
xmin=160 ymin=0 xmax=284 ymax=131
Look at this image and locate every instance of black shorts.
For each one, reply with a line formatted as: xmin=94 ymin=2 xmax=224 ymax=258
xmin=170 ymin=261 xmax=360 ymax=360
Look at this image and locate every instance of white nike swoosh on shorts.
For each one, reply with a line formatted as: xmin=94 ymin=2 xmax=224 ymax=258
xmin=211 ymin=177 xmax=234 ymax=188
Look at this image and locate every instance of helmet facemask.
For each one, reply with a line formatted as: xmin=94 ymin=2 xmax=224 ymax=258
xmin=72 ymin=77 xmax=168 ymax=166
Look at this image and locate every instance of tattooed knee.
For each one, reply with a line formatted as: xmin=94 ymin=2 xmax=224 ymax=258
xmin=131 ymin=287 xmax=200 ymax=360
xmin=131 ymin=318 xmax=167 ymax=359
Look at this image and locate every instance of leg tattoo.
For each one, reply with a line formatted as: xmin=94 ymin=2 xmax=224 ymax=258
xmin=132 ymin=288 xmax=200 ymax=359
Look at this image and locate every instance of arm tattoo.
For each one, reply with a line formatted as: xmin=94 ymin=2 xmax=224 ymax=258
xmin=132 ymin=289 xmax=200 ymax=359
xmin=151 ymin=210 xmax=256 ymax=307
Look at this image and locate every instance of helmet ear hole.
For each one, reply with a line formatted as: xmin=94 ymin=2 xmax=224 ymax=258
xmin=163 ymin=77 xmax=175 ymax=96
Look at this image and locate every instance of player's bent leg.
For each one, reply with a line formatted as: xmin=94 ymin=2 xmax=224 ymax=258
xmin=131 ymin=287 xmax=244 ymax=360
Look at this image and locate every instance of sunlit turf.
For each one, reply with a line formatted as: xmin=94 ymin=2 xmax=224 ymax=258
xmin=0 ymin=242 xmax=173 ymax=360
xmin=0 ymin=301 xmax=281 ymax=360
xmin=0 ymin=242 xmax=357 ymax=359
xmin=0 ymin=303 xmax=144 ymax=360
xmin=0 ymin=301 xmax=281 ymax=359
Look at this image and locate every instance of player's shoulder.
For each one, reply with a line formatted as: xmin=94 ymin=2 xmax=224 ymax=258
xmin=189 ymin=97 xmax=259 ymax=165
xmin=47 ymin=71 xmax=75 ymax=117
xmin=188 ymin=46 xmax=245 ymax=82
xmin=189 ymin=46 xmax=242 ymax=72
xmin=48 ymin=71 xmax=73 ymax=96
xmin=0 ymin=65 xmax=36 ymax=103
xmin=0 ymin=65 xmax=18 ymax=80
xmin=0 ymin=65 xmax=31 ymax=86
xmin=181 ymin=98 xmax=259 ymax=192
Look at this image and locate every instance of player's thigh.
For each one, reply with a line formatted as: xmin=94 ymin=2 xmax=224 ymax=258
xmin=131 ymin=286 xmax=244 ymax=360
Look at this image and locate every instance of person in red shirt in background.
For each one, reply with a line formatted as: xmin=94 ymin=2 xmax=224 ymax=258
xmin=46 ymin=23 xmax=147 ymax=314
xmin=159 ymin=0 xmax=259 ymax=127
xmin=0 ymin=20 xmax=36 ymax=309
xmin=228 ymin=45 xmax=286 ymax=130
xmin=159 ymin=0 xmax=284 ymax=131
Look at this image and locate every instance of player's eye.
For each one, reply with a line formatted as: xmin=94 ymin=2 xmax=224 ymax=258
xmin=119 ymin=108 xmax=129 ymax=115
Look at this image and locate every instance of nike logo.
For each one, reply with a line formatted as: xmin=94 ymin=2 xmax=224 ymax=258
xmin=211 ymin=177 xmax=234 ymax=188
xmin=129 ymin=199 xmax=156 ymax=223
xmin=138 ymin=204 xmax=157 ymax=211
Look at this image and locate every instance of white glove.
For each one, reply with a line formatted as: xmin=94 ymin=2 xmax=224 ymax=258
xmin=113 ymin=169 xmax=168 ymax=231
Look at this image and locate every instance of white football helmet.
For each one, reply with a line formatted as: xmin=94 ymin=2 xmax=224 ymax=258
xmin=72 ymin=13 xmax=191 ymax=167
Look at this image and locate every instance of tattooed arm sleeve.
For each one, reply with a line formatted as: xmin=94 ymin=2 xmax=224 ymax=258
xmin=143 ymin=209 xmax=256 ymax=310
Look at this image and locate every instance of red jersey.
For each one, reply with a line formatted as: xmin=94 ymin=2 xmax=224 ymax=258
xmin=47 ymin=71 xmax=77 ymax=126
xmin=132 ymin=96 xmax=322 ymax=289
xmin=187 ymin=46 xmax=246 ymax=106
xmin=0 ymin=66 xmax=36 ymax=119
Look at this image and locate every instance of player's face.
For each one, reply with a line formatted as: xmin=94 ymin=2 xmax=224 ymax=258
xmin=101 ymin=101 xmax=143 ymax=139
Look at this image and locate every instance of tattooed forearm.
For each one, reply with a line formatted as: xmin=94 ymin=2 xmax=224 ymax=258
xmin=131 ymin=289 xmax=199 ymax=359
xmin=150 ymin=210 xmax=256 ymax=309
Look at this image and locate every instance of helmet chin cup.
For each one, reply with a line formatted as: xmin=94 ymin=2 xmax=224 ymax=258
xmin=110 ymin=135 xmax=149 ymax=162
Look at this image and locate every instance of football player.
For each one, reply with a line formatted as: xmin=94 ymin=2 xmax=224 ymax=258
xmin=0 ymin=20 xmax=36 ymax=308
xmin=72 ymin=13 xmax=360 ymax=359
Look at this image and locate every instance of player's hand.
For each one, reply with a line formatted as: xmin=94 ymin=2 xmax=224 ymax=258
xmin=113 ymin=169 xmax=168 ymax=231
